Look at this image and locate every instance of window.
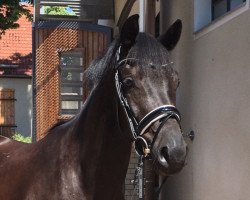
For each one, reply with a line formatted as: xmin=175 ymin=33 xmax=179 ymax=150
xmin=59 ymin=50 xmax=84 ymax=116
xmin=212 ymin=0 xmax=246 ymax=20
xmin=194 ymin=0 xmax=248 ymax=33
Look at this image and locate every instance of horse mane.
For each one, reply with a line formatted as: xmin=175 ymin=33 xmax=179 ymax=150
xmin=83 ymin=40 xmax=120 ymax=91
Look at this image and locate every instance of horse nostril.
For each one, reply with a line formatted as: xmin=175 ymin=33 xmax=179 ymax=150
xmin=161 ymin=147 xmax=170 ymax=162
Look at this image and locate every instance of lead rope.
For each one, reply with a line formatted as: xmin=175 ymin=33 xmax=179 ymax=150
xmin=130 ymin=155 xmax=168 ymax=200
xmin=130 ymin=187 xmax=137 ymax=200
xmin=130 ymin=156 xmax=144 ymax=200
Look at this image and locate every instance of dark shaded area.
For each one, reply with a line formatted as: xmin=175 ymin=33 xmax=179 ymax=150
xmin=0 ymin=52 xmax=32 ymax=77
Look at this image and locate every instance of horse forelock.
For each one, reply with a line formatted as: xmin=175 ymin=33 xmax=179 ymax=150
xmin=127 ymin=33 xmax=173 ymax=70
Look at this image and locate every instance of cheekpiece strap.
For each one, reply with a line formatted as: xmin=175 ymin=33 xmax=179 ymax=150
xmin=115 ymin=71 xmax=138 ymax=139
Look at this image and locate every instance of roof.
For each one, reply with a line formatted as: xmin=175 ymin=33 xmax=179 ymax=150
xmin=0 ymin=3 xmax=33 ymax=77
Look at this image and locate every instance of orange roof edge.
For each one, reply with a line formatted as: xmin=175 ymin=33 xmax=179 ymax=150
xmin=0 ymin=3 xmax=33 ymax=77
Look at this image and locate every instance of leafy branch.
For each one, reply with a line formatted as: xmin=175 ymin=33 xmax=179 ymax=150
xmin=0 ymin=0 xmax=33 ymax=36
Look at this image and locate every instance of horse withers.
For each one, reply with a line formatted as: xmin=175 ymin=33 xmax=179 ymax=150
xmin=0 ymin=15 xmax=187 ymax=200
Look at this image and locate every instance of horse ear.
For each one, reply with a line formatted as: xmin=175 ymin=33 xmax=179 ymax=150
xmin=158 ymin=19 xmax=182 ymax=51
xmin=120 ymin=14 xmax=139 ymax=46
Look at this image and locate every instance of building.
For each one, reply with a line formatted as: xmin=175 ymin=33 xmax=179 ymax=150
xmin=158 ymin=0 xmax=250 ymax=200
xmin=0 ymin=3 xmax=33 ymax=138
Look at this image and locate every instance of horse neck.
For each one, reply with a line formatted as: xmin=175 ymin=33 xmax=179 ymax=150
xmin=73 ymin=71 xmax=132 ymax=198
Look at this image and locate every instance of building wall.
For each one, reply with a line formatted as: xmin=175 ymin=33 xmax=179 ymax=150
xmin=114 ymin=0 xmax=140 ymax=23
xmin=114 ymin=0 xmax=160 ymax=24
xmin=160 ymin=1 xmax=250 ymax=200
xmin=0 ymin=78 xmax=32 ymax=137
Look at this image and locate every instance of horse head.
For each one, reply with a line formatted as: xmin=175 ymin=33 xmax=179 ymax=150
xmin=116 ymin=15 xmax=187 ymax=176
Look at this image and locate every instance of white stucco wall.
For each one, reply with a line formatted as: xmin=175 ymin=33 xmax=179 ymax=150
xmin=0 ymin=78 xmax=32 ymax=137
xmin=114 ymin=0 xmax=160 ymax=24
xmin=160 ymin=1 xmax=250 ymax=200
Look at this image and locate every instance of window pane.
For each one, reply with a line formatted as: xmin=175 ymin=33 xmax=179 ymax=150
xmin=61 ymin=70 xmax=83 ymax=82
xmin=60 ymin=55 xmax=83 ymax=67
xmin=61 ymin=101 xmax=79 ymax=110
xmin=231 ymin=0 xmax=246 ymax=9
xmin=213 ymin=0 xmax=228 ymax=20
xmin=61 ymin=87 xmax=83 ymax=96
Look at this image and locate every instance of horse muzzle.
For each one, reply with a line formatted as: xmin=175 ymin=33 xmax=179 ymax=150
xmin=151 ymin=120 xmax=188 ymax=175
xmin=154 ymin=145 xmax=187 ymax=175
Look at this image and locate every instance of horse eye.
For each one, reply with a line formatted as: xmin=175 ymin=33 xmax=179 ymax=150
xmin=122 ymin=77 xmax=134 ymax=90
xmin=125 ymin=60 xmax=135 ymax=67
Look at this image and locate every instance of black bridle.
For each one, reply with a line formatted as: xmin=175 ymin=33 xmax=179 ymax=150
xmin=115 ymin=55 xmax=182 ymax=156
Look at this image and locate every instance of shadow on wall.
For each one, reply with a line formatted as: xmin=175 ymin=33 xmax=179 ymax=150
xmin=0 ymin=53 xmax=32 ymax=76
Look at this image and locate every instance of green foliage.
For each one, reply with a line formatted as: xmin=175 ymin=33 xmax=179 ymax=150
xmin=43 ymin=6 xmax=75 ymax=16
xmin=12 ymin=133 xmax=32 ymax=143
xmin=0 ymin=0 xmax=33 ymax=36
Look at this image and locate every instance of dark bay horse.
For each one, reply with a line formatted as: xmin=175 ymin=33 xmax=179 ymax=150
xmin=0 ymin=15 xmax=187 ymax=200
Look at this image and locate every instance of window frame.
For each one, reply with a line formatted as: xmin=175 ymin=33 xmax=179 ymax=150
xmin=211 ymin=0 xmax=246 ymax=20
xmin=194 ymin=0 xmax=249 ymax=39
xmin=58 ymin=48 xmax=85 ymax=117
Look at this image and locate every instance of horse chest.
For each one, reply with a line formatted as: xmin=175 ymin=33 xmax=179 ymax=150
xmin=58 ymin=170 xmax=85 ymax=199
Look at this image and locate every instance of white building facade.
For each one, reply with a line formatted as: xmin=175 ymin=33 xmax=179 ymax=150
xmin=0 ymin=78 xmax=32 ymax=137
xmin=160 ymin=0 xmax=250 ymax=199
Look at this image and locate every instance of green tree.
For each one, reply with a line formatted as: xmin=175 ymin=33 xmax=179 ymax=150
xmin=43 ymin=6 xmax=75 ymax=16
xmin=0 ymin=0 xmax=33 ymax=36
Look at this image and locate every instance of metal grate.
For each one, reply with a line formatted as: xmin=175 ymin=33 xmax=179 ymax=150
xmin=38 ymin=0 xmax=114 ymax=20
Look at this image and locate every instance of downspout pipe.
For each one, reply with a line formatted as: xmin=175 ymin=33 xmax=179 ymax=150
xmin=31 ymin=22 xmax=36 ymax=142
xmin=139 ymin=0 xmax=146 ymax=32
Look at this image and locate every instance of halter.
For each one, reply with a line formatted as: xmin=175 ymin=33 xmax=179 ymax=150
xmin=115 ymin=51 xmax=182 ymax=156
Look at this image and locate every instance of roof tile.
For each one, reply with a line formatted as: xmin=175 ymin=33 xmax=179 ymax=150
xmin=0 ymin=3 xmax=33 ymax=77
